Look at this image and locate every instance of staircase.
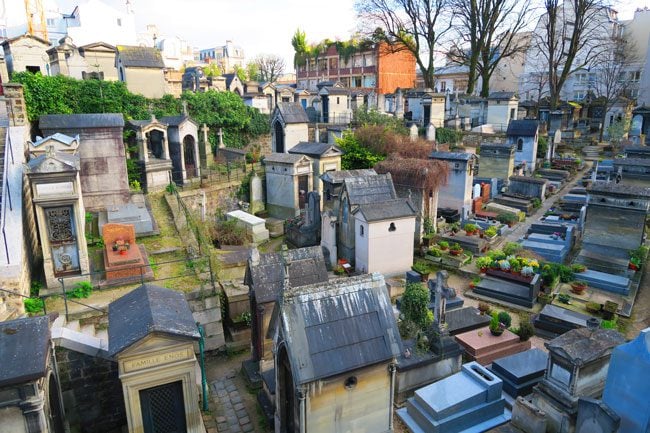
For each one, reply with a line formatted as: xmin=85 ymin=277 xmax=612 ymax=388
xmin=582 ymin=145 xmax=602 ymax=160
xmin=51 ymin=315 xmax=111 ymax=358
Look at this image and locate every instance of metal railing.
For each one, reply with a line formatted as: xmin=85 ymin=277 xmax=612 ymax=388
xmin=1 ymin=126 xmax=14 ymax=264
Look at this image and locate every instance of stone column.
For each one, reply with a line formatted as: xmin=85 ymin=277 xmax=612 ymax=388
xmin=162 ymin=131 xmax=170 ymax=160
xmin=193 ymin=135 xmax=201 ymax=178
xmin=200 ymin=123 xmax=210 ymax=169
xmin=137 ymin=132 xmax=148 ymax=163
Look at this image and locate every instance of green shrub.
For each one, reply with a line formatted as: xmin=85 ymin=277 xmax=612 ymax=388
xmin=571 ymin=264 xmax=587 ymax=273
xmin=485 ymin=226 xmax=498 ymax=237
xmin=497 ymin=213 xmax=517 ymax=225
xmin=503 ymin=242 xmax=522 ymax=256
xmin=531 ymin=198 xmax=542 ymax=209
xmin=464 ymin=223 xmax=478 ymax=232
xmin=436 ymin=127 xmax=463 ymax=144
xmin=489 ymin=311 xmax=501 ymax=332
xmin=24 ymin=298 xmax=44 ymax=314
xmin=411 ymin=262 xmax=431 ymax=275
xmin=165 ymin=182 xmax=177 ymax=194
xmin=497 ymin=311 xmax=512 ymax=328
xmin=558 ymin=265 xmax=574 ymax=283
xmin=129 ymin=179 xmax=141 ymax=191
xmin=515 ymin=313 xmax=534 ymax=341
xmin=476 ymin=256 xmax=493 ymax=270
xmin=438 ymin=240 xmax=449 ymax=249
xmin=210 ymin=219 xmax=246 ymax=246
xmin=401 ymin=282 xmax=433 ymax=330
xmin=487 ymin=249 xmax=506 ymax=261
xmin=427 ymin=247 xmax=442 ymax=257
xmin=66 ymin=281 xmax=93 ymax=299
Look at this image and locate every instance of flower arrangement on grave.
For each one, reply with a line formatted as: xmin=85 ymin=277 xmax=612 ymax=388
xmin=558 ymin=293 xmax=571 ymax=304
xmin=464 ymin=223 xmax=478 ymax=236
xmin=412 ymin=262 xmax=432 ymax=281
xmin=113 ymin=239 xmax=130 ymax=255
xmin=476 ymin=256 xmax=492 ymax=272
xmin=469 ymin=277 xmax=480 ymax=289
xmin=427 ymin=247 xmax=442 ymax=257
xmin=628 ymin=246 xmax=648 ymax=271
xmin=489 ymin=311 xmax=511 ymax=336
xmin=570 ymin=280 xmax=588 ymax=294
xmin=438 ymin=240 xmax=449 ymax=250
xmin=571 ymin=264 xmax=587 ymax=273
xmin=509 ymin=258 xmax=522 ymax=274
xmin=498 ymin=259 xmax=511 ymax=271
xmin=521 ymin=266 xmax=535 ymax=277
xmin=449 ymin=242 xmax=463 ymax=256
xmin=449 ymin=222 xmax=460 ymax=234
xmin=484 ymin=226 xmax=498 ymax=238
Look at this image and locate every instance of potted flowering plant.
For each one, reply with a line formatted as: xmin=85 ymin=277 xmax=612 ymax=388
xmin=449 ymin=243 xmax=463 ymax=256
xmin=464 ymin=223 xmax=478 ymax=236
xmin=476 ymin=256 xmax=493 ymax=273
xmin=438 ymin=240 xmax=449 ymax=251
xmin=498 ymin=260 xmax=511 ymax=272
xmin=570 ymin=280 xmax=588 ymax=295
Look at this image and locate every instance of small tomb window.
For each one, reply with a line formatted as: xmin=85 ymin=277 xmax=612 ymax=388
xmin=389 ymin=222 xmax=396 ymax=232
xmin=344 ymin=376 xmax=358 ymax=389
xmin=517 ymin=138 xmax=524 ymax=151
xmin=360 ymin=225 xmax=364 ymax=237
xmin=549 ymin=362 xmax=572 ymax=387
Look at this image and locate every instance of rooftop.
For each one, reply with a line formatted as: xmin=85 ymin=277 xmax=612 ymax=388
xmin=276 ymin=102 xmax=309 ymax=124
xmin=288 ymin=142 xmax=343 ymax=157
xmin=108 ymin=284 xmax=199 ymax=356
xmin=429 ymin=151 xmax=475 ymax=161
xmin=0 ymin=316 xmax=50 ymax=387
xmin=321 ymin=169 xmax=377 ymax=184
xmin=344 ymin=173 xmax=397 ymax=205
xmin=587 ymin=181 xmax=650 ymax=198
xmin=507 ymin=120 xmax=538 ymax=137
xmin=116 ymin=45 xmax=165 ymax=69
xmin=355 ymin=198 xmax=416 ymax=222
xmin=278 ymin=273 xmax=401 ymax=384
xmin=40 ymin=113 xmax=125 ymax=130
xmin=546 ymin=328 xmax=625 ymax=365
xmin=244 ymin=246 xmax=328 ymax=304
xmin=264 ymin=153 xmax=309 ymax=165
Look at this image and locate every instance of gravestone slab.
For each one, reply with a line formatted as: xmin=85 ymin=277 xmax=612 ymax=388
xmin=226 ymin=210 xmax=269 ymax=244
xmin=406 ymin=270 xmax=421 ymax=284
xmin=473 ymin=276 xmax=538 ymax=308
xmin=455 ymin=327 xmax=531 ymax=365
xmin=445 ymin=307 xmax=491 ymax=335
xmin=249 ymin=172 xmax=264 ymax=215
xmin=102 ymin=203 xmax=155 ymax=235
xmin=397 ymin=362 xmax=510 ymax=433
xmin=490 ymin=348 xmax=548 ymax=397
xmin=533 ymin=304 xmax=598 ymax=338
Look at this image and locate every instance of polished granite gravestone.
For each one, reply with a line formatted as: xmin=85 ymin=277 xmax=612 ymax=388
xmin=473 ymin=273 xmax=540 ymax=308
xmin=602 ymin=327 xmax=650 ymax=433
xmin=397 ymin=362 xmax=510 ymax=433
xmin=100 ymin=202 xmax=155 ymax=236
xmin=533 ymin=304 xmax=598 ymax=339
xmin=489 ymin=349 xmax=548 ymax=398
xmin=446 ymin=307 xmax=491 ymax=335
xmin=455 ymin=327 xmax=531 ymax=365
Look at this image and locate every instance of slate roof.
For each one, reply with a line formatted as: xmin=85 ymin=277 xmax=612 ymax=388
xmin=489 ymin=91 xmax=517 ymax=100
xmin=587 ymin=181 xmax=650 ymax=198
xmin=31 ymin=133 xmax=79 ymax=147
xmin=108 ymin=284 xmax=199 ymax=356
xmin=245 ymin=246 xmax=328 ymax=304
xmin=278 ymin=273 xmax=402 ymax=384
xmin=546 ymin=328 xmax=625 ymax=366
xmin=429 ymin=151 xmax=475 ymax=161
xmin=288 ymin=142 xmax=343 ymax=157
xmin=264 ymin=153 xmax=309 ymax=164
xmin=344 ymin=173 xmax=396 ymax=205
xmin=0 ymin=316 xmax=50 ymax=387
xmin=116 ymin=45 xmax=165 ymax=68
xmin=160 ymin=115 xmax=197 ymax=127
xmin=40 ymin=113 xmax=125 ymax=130
xmin=355 ymin=198 xmax=416 ymax=222
xmin=507 ymin=120 xmax=538 ymax=137
xmin=222 ymin=73 xmax=238 ymax=88
xmin=509 ymin=175 xmax=548 ymax=185
xmin=26 ymin=150 xmax=80 ymax=172
xmin=480 ymin=142 xmax=513 ymax=150
xmin=276 ymin=102 xmax=309 ymax=124
xmin=320 ymin=169 xmax=377 ymax=184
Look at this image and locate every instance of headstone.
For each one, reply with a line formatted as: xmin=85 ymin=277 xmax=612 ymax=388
xmin=489 ymin=348 xmax=548 ymax=398
xmin=395 ymin=88 xmax=404 ymax=118
xmin=427 ymin=271 xmax=463 ymax=311
xmin=249 ymin=172 xmax=264 ymax=215
xmin=409 ymin=123 xmax=418 ymax=142
xmin=552 ymin=128 xmax=561 ymax=158
xmin=445 ymin=307 xmax=491 ymax=335
xmin=473 ymin=183 xmax=482 ymax=199
xmin=314 ymin=124 xmax=320 ymax=142
xmin=217 ymin=127 xmax=224 ymax=149
xmin=304 ymin=191 xmax=321 ymax=229
xmin=455 ymin=327 xmax=531 ymax=365
xmin=103 ymin=203 xmax=154 ymax=235
xmin=426 ymin=123 xmax=436 ymax=142
xmin=533 ymin=304 xmax=598 ymax=339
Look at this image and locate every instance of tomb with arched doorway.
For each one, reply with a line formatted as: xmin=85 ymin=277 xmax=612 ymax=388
xmin=161 ymin=114 xmax=200 ymax=185
xmin=271 ymin=103 xmax=309 ymax=153
xmin=126 ymin=116 xmax=173 ymax=192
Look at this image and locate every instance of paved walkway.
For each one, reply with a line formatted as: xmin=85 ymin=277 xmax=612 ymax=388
xmin=501 ymin=163 xmax=591 ymax=244
xmin=207 ymin=369 xmax=255 ymax=433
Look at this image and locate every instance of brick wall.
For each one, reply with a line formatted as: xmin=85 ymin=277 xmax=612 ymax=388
xmin=376 ymin=43 xmax=416 ymax=94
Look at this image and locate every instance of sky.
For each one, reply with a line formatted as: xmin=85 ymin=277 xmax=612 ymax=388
xmin=55 ymin=0 xmax=647 ymax=73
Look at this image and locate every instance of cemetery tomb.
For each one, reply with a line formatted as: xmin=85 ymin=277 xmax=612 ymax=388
xmin=226 ymin=210 xmax=269 ymax=244
xmin=100 ymin=202 xmax=155 ymax=236
xmin=455 ymin=327 xmax=531 ymax=365
xmin=569 ymin=269 xmax=631 ymax=296
xmin=533 ymin=304 xmax=599 ymax=339
xmin=493 ymin=195 xmax=534 ymax=215
xmin=445 ymin=307 xmax=491 ymax=335
xmin=472 ymin=272 xmax=540 ymax=308
xmin=397 ymin=362 xmax=510 ymax=433
xmin=102 ymin=223 xmax=151 ymax=282
xmin=489 ymin=348 xmax=548 ymax=398
xmin=602 ymin=327 xmax=650 ymax=433
xmin=575 ymin=398 xmax=620 ymax=433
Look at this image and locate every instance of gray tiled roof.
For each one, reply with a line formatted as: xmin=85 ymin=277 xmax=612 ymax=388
xmin=277 ymin=102 xmax=309 ymax=124
xmin=489 ymin=91 xmax=517 ymax=100
xmin=344 ymin=173 xmax=396 ymax=205
xmin=160 ymin=115 xmax=196 ymax=127
xmin=31 ymin=133 xmax=78 ymax=147
xmin=264 ymin=153 xmax=309 ymax=164
xmin=587 ymin=181 xmax=650 ymax=198
xmin=26 ymin=151 xmax=80 ymax=172
xmin=108 ymin=284 xmax=199 ymax=356
xmin=320 ymin=169 xmax=377 ymax=184
xmin=244 ymin=246 xmax=328 ymax=304
xmin=507 ymin=119 xmax=538 ymax=136
xmin=480 ymin=142 xmax=513 ymax=150
xmin=429 ymin=151 xmax=475 ymax=161
xmin=355 ymin=198 xmax=416 ymax=222
xmin=40 ymin=113 xmax=125 ymax=129
xmin=117 ymin=45 xmax=165 ymax=68
xmin=279 ymin=273 xmax=402 ymax=384
xmin=0 ymin=316 xmax=50 ymax=387
xmin=288 ymin=142 xmax=343 ymax=157
xmin=546 ymin=328 xmax=624 ymax=365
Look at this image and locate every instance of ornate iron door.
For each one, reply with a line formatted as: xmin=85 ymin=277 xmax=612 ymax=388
xmin=140 ymin=381 xmax=187 ymax=433
xmin=45 ymin=206 xmax=81 ymax=276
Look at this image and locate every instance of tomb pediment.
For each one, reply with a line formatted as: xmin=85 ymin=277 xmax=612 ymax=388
xmin=29 ymin=133 xmax=80 ymax=154
xmin=25 ymin=151 xmax=80 ymax=174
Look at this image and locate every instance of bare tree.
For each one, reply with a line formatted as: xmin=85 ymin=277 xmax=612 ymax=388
xmin=592 ymin=37 xmax=639 ymax=141
xmin=533 ymin=0 xmax=612 ymax=109
xmin=355 ymin=0 xmax=453 ymax=89
xmin=447 ymin=0 xmax=531 ymax=97
xmin=253 ymin=54 xmax=286 ymax=83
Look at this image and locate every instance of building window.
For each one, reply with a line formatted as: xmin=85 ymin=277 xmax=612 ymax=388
xmin=440 ymin=81 xmax=446 ymax=92
xmin=517 ymin=138 xmax=524 ymax=151
xmin=510 ymin=108 xmax=515 ymax=120
xmin=117 ymin=18 xmax=122 ymax=26
xmin=46 ymin=18 xmax=55 ymax=26
xmin=337 ymin=97 xmax=340 ymax=105
xmin=388 ymin=222 xmax=396 ymax=232
xmin=360 ymin=225 xmax=364 ymax=237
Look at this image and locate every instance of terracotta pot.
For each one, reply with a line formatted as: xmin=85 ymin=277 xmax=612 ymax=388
xmin=480 ymin=267 xmax=487 ymax=273
xmin=450 ymin=249 xmax=463 ymax=256
xmin=570 ymin=283 xmax=587 ymax=294
xmin=469 ymin=282 xmax=476 ymax=289
xmin=490 ymin=328 xmax=504 ymax=337
xmin=629 ymin=263 xmax=638 ymax=271
xmin=119 ymin=250 xmax=127 ymax=256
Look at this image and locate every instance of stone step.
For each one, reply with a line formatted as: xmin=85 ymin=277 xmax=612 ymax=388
xmin=80 ymin=323 xmax=96 ymax=337
xmin=66 ymin=319 xmax=81 ymax=332
xmin=95 ymin=328 xmax=108 ymax=342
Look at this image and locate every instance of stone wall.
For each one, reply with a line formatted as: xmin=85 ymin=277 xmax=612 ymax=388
xmin=3 ymin=84 xmax=28 ymax=126
xmin=186 ymin=287 xmax=226 ymax=351
xmin=55 ymin=347 xmax=126 ymax=433
xmin=463 ymin=132 xmax=507 ymax=147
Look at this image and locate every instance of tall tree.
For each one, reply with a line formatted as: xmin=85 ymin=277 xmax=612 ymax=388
xmin=355 ymin=0 xmax=453 ymax=89
xmin=447 ymin=0 xmax=531 ymax=96
xmin=253 ymin=54 xmax=286 ymax=83
xmin=592 ymin=37 xmax=638 ymax=141
xmin=533 ymin=0 xmax=612 ymax=109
